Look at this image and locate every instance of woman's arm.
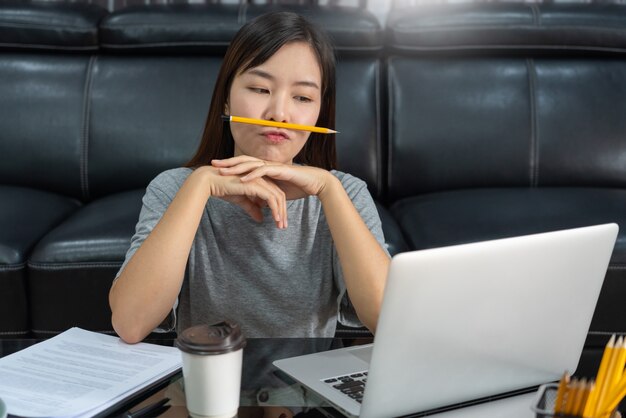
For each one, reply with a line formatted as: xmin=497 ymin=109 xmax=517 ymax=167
xmin=110 ymin=166 xmax=288 ymax=343
xmin=317 ymin=175 xmax=390 ymax=334
xmin=109 ymin=168 xmax=213 ymax=343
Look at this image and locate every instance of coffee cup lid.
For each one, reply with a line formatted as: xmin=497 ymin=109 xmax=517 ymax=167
xmin=175 ymin=321 xmax=246 ymax=355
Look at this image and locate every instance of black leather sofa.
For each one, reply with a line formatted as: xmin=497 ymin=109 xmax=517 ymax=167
xmin=1 ymin=2 xmax=625 ymax=363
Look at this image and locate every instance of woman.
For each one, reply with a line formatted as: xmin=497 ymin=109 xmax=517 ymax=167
xmin=109 ymin=11 xmax=390 ymax=344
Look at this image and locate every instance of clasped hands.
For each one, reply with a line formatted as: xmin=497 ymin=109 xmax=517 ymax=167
xmin=207 ymin=156 xmax=331 ymax=229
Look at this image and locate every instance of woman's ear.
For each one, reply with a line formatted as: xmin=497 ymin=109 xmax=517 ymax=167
xmin=224 ymin=101 xmax=229 ymax=115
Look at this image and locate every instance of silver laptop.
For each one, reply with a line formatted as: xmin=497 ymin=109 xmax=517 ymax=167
xmin=274 ymin=223 xmax=618 ymax=418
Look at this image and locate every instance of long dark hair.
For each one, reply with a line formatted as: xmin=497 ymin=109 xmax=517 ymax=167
xmin=186 ymin=12 xmax=337 ymax=169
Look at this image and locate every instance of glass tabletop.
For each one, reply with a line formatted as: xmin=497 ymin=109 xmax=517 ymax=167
xmin=0 ymin=336 xmax=566 ymax=418
xmin=116 ymin=337 xmax=542 ymax=418
xmin=0 ymin=336 xmax=371 ymax=418
xmin=125 ymin=337 xmax=368 ymax=418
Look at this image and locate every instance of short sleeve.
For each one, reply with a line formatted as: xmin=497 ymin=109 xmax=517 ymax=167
xmin=114 ymin=168 xmax=192 ymax=333
xmin=331 ymin=172 xmax=390 ymax=328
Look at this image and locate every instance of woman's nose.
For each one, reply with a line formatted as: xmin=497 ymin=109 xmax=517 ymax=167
xmin=264 ymin=93 xmax=289 ymax=122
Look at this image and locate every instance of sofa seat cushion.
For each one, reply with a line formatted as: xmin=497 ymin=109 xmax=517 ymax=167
xmin=375 ymin=202 xmax=408 ymax=257
xmin=0 ymin=186 xmax=80 ymax=265
xmin=390 ymin=187 xmax=626 ymax=334
xmin=27 ymin=189 xmax=144 ymax=336
xmin=391 ymin=187 xmax=626 ymax=257
xmin=0 ymin=185 xmax=79 ymax=336
xmin=29 ymin=189 xmax=144 ymax=264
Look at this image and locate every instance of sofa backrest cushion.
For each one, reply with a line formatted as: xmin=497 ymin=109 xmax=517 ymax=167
xmin=245 ymin=4 xmax=383 ymax=54
xmin=386 ymin=4 xmax=626 ymax=201
xmin=0 ymin=52 xmax=92 ymax=199
xmin=99 ymin=4 xmax=241 ymax=54
xmin=0 ymin=3 xmax=103 ymax=200
xmin=0 ymin=1 xmax=106 ymax=51
xmin=100 ymin=4 xmax=384 ymax=55
xmin=336 ymin=57 xmax=383 ymax=197
xmin=87 ymin=55 xmax=217 ymax=200
xmin=387 ymin=3 xmax=626 ymax=55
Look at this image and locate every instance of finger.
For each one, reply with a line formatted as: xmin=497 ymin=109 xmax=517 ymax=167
xmin=218 ymin=161 xmax=265 ymax=176
xmin=255 ymin=180 xmax=285 ymax=228
xmin=261 ymin=179 xmax=287 ymax=229
xmin=211 ymin=156 xmax=260 ymax=167
xmin=242 ymin=181 xmax=280 ymax=225
xmin=230 ymin=176 xmax=284 ymax=228
xmin=240 ymin=165 xmax=293 ymax=183
xmin=244 ymin=169 xmax=295 ymax=223
xmin=273 ymin=180 xmax=287 ymax=229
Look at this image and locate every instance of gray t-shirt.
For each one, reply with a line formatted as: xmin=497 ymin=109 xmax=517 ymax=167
xmin=116 ymin=167 xmax=389 ymax=337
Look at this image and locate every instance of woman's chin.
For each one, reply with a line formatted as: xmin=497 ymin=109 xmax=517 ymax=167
xmin=251 ymin=152 xmax=293 ymax=165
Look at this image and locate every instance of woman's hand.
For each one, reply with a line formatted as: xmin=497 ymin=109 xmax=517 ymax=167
xmin=212 ymin=156 xmax=331 ymax=198
xmin=211 ymin=155 xmax=334 ymax=228
xmin=199 ymin=165 xmax=288 ymax=229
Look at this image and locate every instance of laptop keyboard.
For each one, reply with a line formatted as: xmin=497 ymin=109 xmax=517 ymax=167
xmin=322 ymin=371 xmax=368 ymax=403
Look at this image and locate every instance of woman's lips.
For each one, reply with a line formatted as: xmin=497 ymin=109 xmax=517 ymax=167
xmin=262 ymin=130 xmax=290 ymax=143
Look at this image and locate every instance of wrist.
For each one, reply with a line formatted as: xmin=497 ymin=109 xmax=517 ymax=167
xmin=317 ymin=173 xmax=342 ymax=202
xmin=189 ymin=166 xmax=216 ymax=198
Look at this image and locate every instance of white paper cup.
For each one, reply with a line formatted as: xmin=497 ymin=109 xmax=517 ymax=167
xmin=175 ymin=322 xmax=246 ymax=418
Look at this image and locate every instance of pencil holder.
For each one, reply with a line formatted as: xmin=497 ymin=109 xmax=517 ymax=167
xmin=532 ymin=384 xmax=621 ymax=418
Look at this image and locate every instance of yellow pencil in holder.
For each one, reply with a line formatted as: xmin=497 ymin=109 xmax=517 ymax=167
xmin=595 ymin=337 xmax=623 ymax=417
xmin=535 ymin=334 xmax=625 ymax=418
xmin=532 ymin=383 xmax=621 ymax=418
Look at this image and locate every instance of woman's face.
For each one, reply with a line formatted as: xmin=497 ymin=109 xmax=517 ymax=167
xmin=227 ymin=41 xmax=323 ymax=164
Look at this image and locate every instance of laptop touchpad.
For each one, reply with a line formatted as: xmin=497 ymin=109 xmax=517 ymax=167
xmin=349 ymin=345 xmax=373 ymax=364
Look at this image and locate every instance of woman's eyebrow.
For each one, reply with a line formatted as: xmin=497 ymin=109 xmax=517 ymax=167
xmin=246 ymin=68 xmax=320 ymax=90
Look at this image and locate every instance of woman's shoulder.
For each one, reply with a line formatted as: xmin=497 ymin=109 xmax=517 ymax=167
xmin=147 ymin=167 xmax=194 ymax=194
xmin=330 ymin=169 xmax=368 ymax=195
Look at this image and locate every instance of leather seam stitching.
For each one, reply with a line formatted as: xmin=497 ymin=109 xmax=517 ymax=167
xmin=0 ymin=42 xmax=97 ymax=50
xmin=99 ymin=42 xmax=382 ymax=51
xmin=390 ymin=45 xmax=626 ymax=53
xmin=607 ymin=264 xmax=626 ymax=271
xmin=27 ymin=262 xmax=122 ymax=269
xmin=393 ymin=25 xmax=626 ymax=34
xmin=239 ymin=2 xmax=247 ymax=24
xmin=0 ymin=330 xmax=30 ymax=335
xmin=0 ymin=263 xmax=26 ymax=271
xmin=530 ymin=4 xmax=540 ymax=26
xmin=0 ymin=22 xmax=95 ymax=30
xmin=527 ymin=58 xmax=539 ymax=187
xmin=81 ymin=55 xmax=96 ymax=201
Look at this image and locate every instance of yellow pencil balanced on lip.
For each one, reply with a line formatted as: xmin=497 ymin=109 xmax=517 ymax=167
xmin=222 ymin=115 xmax=338 ymax=134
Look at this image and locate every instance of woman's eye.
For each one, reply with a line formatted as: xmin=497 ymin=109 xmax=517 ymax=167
xmin=249 ymin=87 xmax=270 ymax=94
xmin=295 ymin=96 xmax=313 ymax=103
